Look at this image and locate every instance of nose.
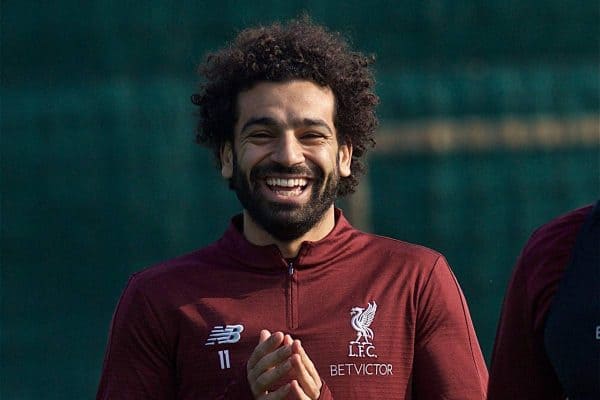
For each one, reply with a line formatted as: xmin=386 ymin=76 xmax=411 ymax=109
xmin=271 ymin=132 xmax=305 ymax=166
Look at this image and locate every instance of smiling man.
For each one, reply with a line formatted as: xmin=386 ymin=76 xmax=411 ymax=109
xmin=224 ymin=80 xmax=349 ymax=256
xmin=96 ymin=18 xmax=488 ymax=400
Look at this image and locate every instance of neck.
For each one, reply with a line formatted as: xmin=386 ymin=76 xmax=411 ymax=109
xmin=242 ymin=207 xmax=336 ymax=258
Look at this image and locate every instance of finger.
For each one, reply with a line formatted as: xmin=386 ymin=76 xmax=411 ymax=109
xmin=247 ymin=333 xmax=293 ymax=396
xmin=293 ymin=340 xmax=322 ymax=389
xmin=247 ymin=331 xmax=285 ymax=370
xmin=289 ymin=354 xmax=320 ymax=399
xmin=288 ymin=342 xmax=321 ymax=399
xmin=253 ymin=358 xmax=293 ymax=396
xmin=259 ymin=329 xmax=271 ymax=343
xmin=286 ymin=379 xmax=312 ymax=400
xmin=259 ymin=382 xmax=291 ymax=400
xmin=251 ymin=342 xmax=293 ymax=382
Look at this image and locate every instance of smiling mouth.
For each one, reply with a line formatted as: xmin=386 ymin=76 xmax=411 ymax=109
xmin=265 ymin=177 xmax=309 ymax=197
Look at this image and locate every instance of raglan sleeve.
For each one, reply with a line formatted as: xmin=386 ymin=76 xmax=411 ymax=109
xmin=96 ymin=274 xmax=176 ymax=400
xmin=412 ymin=256 xmax=488 ymax=400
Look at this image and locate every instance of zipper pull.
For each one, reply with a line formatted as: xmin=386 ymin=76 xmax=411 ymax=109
xmin=288 ymin=261 xmax=294 ymax=276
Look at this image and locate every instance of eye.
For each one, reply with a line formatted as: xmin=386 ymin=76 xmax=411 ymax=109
xmin=248 ymin=131 xmax=274 ymax=140
xmin=301 ymin=131 xmax=325 ymax=140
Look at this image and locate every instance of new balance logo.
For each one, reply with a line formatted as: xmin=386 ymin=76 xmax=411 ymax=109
xmin=205 ymin=324 xmax=244 ymax=345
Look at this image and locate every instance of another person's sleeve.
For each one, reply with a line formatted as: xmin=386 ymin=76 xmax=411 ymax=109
xmin=412 ymin=256 xmax=488 ymax=399
xmin=96 ymin=275 xmax=176 ymax=400
xmin=486 ymin=211 xmax=584 ymax=400
xmin=487 ymin=253 xmax=565 ymax=400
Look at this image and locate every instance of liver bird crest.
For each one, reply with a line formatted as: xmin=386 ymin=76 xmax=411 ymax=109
xmin=350 ymin=301 xmax=377 ymax=344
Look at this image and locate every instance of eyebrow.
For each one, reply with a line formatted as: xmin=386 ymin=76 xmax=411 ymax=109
xmin=240 ymin=117 xmax=333 ymax=135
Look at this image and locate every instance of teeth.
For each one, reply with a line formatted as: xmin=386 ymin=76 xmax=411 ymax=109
xmin=273 ymin=187 xmax=303 ymax=196
xmin=266 ymin=178 xmax=307 ymax=187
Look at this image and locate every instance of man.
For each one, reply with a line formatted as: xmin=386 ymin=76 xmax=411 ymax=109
xmin=97 ymin=18 xmax=488 ymax=399
xmin=488 ymin=202 xmax=599 ymax=399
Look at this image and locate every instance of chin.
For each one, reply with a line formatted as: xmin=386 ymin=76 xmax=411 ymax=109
xmin=251 ymin=203 xmax=323 ymax=241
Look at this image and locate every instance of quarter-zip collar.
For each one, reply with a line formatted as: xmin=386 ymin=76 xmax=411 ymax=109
xmin=217 ymin=208 xmax=357 ymax=270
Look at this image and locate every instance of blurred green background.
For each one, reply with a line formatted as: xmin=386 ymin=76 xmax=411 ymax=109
xmin=2 ymin=1 xmax=598 ymax=398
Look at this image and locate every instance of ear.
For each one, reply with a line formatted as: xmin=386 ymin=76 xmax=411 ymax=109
xmin=220 ymin=142 xmax=233 ymax=179
xmin=338 ymin=142 xmax=352 ymax=177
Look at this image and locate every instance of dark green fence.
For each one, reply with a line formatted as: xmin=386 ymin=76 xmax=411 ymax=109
xmin=2 ymin=1 xmax=598 ymax=398
xmin=369 ymin=146 xmax=599 ymax=357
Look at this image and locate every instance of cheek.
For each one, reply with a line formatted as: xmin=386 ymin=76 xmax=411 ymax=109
xmin=236 ymin=151 xmax=265 ymax=184
xmin=238 ymin=145 xmax=268 ymax=167
xmin=310 ymin=148 xmax=338 ymax=169
xmin=234 ymin=153 xmax=254 ymax=176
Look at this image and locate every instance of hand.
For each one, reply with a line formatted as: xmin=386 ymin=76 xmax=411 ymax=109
xmin=287 ymin=337 xmax=322 ymax=399
xmin=246 ymin=330 xmax=322 ymax=399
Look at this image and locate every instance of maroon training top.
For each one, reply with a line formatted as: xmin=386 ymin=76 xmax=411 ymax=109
xmin=488 ymin=204 xmax=592 ymax=399
xmin=97 ymin=210 xmax=488 ymax=399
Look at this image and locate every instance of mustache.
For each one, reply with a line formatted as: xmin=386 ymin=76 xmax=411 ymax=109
xmin=250 ymin=163 xmax=322 ymax=181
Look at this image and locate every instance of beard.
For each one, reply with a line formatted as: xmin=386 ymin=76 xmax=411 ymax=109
xmin=230 ymin=158 xmax=339 ymax=242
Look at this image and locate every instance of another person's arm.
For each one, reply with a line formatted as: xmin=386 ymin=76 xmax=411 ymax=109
xmin=487 ymin=207 xmax=587 ymax=400
xmin=487 ymin=254 xmax=565 ymax=400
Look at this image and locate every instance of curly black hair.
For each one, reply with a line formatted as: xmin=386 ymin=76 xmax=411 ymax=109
xmin=193 ymin=17 xmax=378 ymax=196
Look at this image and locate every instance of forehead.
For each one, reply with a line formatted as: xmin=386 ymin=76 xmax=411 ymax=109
xmin=235 ymin=80 xmax=335 ymax=130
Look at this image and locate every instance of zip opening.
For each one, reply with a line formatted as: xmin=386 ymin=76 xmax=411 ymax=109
xmin=287 ymin=260 xmax=298 ymax=329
